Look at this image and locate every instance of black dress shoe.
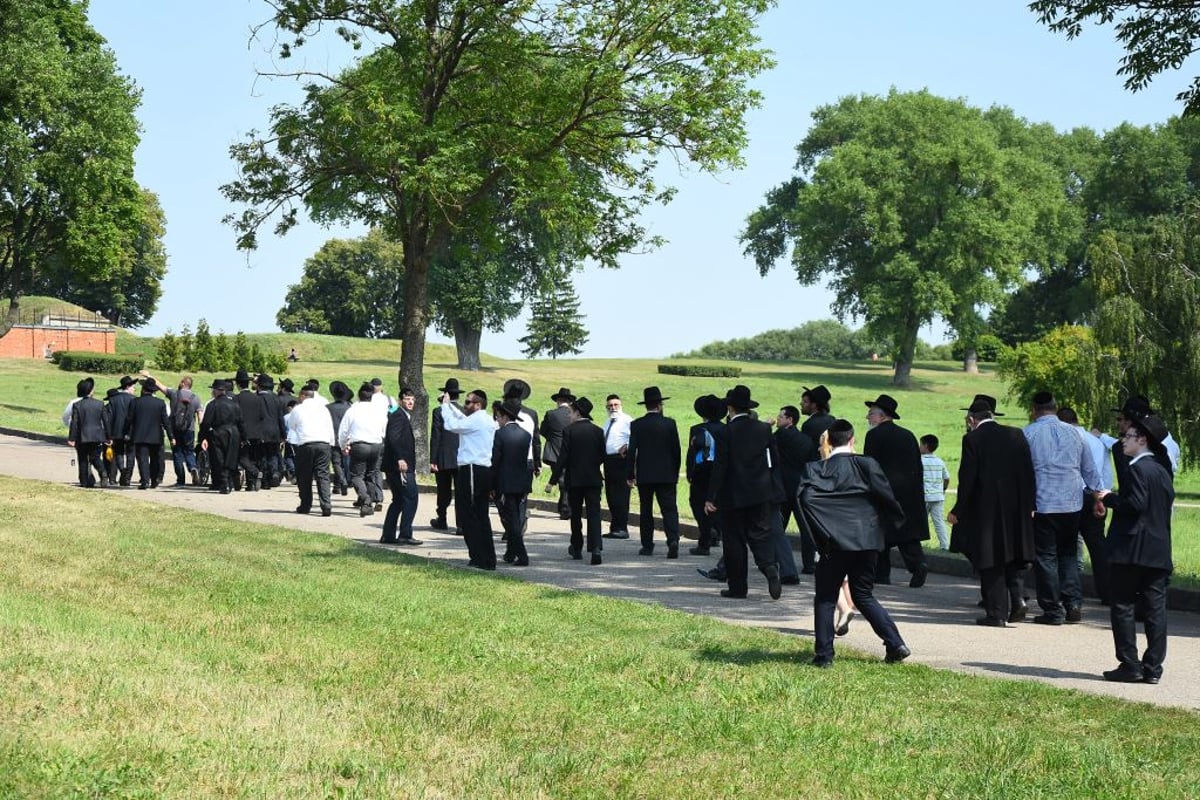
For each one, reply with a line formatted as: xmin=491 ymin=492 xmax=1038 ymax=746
xmin=295 ymin=506 xmax=311 ymax=514
xmin=976 ymin=616 xmax=1008 ymax=628
xmin=590 ymin=553 xmax=602 ymax=565
xmin=766 ymin=565 xmax=782 ymax=600
xmin=430 ymin=518 xmax=449 ymax=530
xmin=1008 ymin=604 xmax=1028 ymax=623
xmin=502 ymin=552 xmax=517 ymax=563
xmin=689 ymin=547 xmax=710 ymax=556
xmin=379 ymin=537 xmax=397 ymax=544
xmin=909 ymin=564 xmax=928 ymax=588
xmin=667 ymin=546 xmax=679 ymax=559
xmin=780 ymin=576 xmax=801 ymax=586
xmin=1065 ymin=606 xmax=1082 ymax=623
xmin=810 ymin=656 xmax=833 ymax=668
xmin=396 ymin=538 xmax=422 ymax=546
xmin=568 ymin=546 xmax=582 ymax=560
xmin=884 ymin=644 xmax=912 ymax=663
xmin=1103 ymin=667 xmax=1144 ymax=683
xmin=512 ymin=558 xmax=529 ymax=566
xmin=603 ymin=530 xmax=629 ymax=539
xmin=719 ymin=589 xmax=747 ymax=599
xmin=321 ymin=508 xmax=332 ymax=517
xmin=1143 ymin=671 xmax=1161 ymax=685
xmin=637 ymin=547 xmax=654 ymax=556
xmin=1032 ymin=614 xmax=1064 ymax=626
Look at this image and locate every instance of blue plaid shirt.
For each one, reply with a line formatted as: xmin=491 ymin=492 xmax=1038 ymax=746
xmin=1023 ymin=414 xmax=1103 ymax=513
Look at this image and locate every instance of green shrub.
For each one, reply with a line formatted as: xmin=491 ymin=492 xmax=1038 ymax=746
xmin=57 ymin=351 xmax=145 ymax=374
xmin=657 ymin=364 xmax=741 ymax=378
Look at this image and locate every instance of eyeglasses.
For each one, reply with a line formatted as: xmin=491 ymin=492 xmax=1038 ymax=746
xmin=1122 ymin=431 xmax=1143 ymax=440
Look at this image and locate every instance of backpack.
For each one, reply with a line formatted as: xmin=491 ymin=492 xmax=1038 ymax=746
xmin=172 ymin=394 xmax=194 ymax=432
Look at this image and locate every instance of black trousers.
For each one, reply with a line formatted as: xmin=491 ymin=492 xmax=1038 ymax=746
xmin=1033 ymin=511 xmax=1082 ymax=619
xmin=135 ymin=444 xmax=162 ymax=487
xmin=603 ymin=454 xmax=630 ymax=533
xmin=108 ymin=441 xmax=134 ymax=484
xmin=295 ymin=441 xmax=332 ymax=511
xmin=434 ymin=468 xmax=456 ymax=522
xmin=253 ymin=441 xmax=282 ymax=488
xmin=568 ymin=485 xmax=603 ymax=555
xmin=457 ymin=464 xmax=495 ymax=569
xmin=814 ymin=550 xmax=905 ymax=661
xmin=720 ymin=502 xmax=777 ymax=596
xmin=497 ymin=492 xmax=529 ymax=561
xmin=637 ymin=482 xmax=679 ymax=549
xmin=875 ymin=541 xmax=926 ymax=584
xmin=781 ymin=496 xmax=816 ymax=570
xmin=1080 ymin=491 xmax=1110 ymax=603
xmin=979 ymin=562 xmax=1027 ymax=621
xmin=74 ymin=442 xmax=104 ymax=487
xmin=688 ymin=467 xmax=721 ymax=549
xmin=238 ymin=442 xmax=261 ymax=484
xmin=544 ymin=461 xmax=569 ymax=517
xmin=1110 ymin=564 xmax=1169 ymax=680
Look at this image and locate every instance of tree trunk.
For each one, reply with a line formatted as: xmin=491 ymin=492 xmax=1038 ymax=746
xmin=891 ymin=320 xmax=920 ymax=387
xmin=962 ymin=347 xmax=979 ymax=374
xmin=400 ymin=247 xmax=432 ymax=469
xmin=451 ymin=317 xmax=483 ymax=371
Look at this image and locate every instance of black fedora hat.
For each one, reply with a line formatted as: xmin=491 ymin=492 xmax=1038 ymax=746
xmin=498 ymin=398 xmax=524 ymax=420
xmin=802 ymin=385 xmax=831 ymax=406
xmin=638 ymin=386 xmax=669 ymax=406
xmin=503 ymin=378 xmax=532 ymax=402
xmin=279 ymin=378 xmax=295 ymax=393
xmin=864 ymin=393 xmax=900 ymax=419
xmin=693 ymin=393 xmax=723 ymax=420
xmin=76 ymin=377 xmax=94 ymax=397
xmin=1113 ymin=395 xmax=1153 ymax=419
xmin=960 ymin=393 xmax=1005 ymax=416
xmin=118 ymin=375 xmax=137 ymax=389
xmin=551 ymin=386 xmax=576 ymax=402
xmin=256 ymin=373 xmax=274 ymax=390
xmin=438 ymin=378 xmax=462 ymax=397
xmin=723 ymin=384 xmax=758 ymax=410
xmin=572 ymin=396 xmax=595 ymax=420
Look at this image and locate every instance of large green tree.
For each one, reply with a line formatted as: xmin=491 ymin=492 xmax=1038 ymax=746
xmin=0 ymin=0 xmax=142 ymax=322
xmin=741 ymin=90 xmax=1074 ymax=385
xmin=277 ymin=229 xmax=405 ymax=339
xmin=519 ymin=274 xmax=589 ymax=360
xmin=222 ymin=0 xmax=773 ymax=462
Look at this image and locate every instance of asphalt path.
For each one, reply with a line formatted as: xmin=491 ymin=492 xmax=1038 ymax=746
xmin=2 ymin=432 xmax=1197 ymax=711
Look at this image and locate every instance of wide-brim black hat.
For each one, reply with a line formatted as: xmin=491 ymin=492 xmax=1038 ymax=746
xmin=503 ymin=378 xmax=531 ymax=401
xmin=438 ymin=378 xmax=462 ymax=397
xmin=1113 ymin=395 xmax=1153 ymax=419
xmin=638 ymin=386 xmax=668 ymax=406
xmin=118 ymin=375 xmax=136 ymax=389
xmin=551 ymin=386 xmax=576 ymax=402
xmin=802 ymin=384 xmax=831 ymax=406
xmin=693 ymin=393 xmax=723 ymax=420
xmin=723 ymin=384 xmax=758 ymax=410
xmin=256 ymin=374 xmax=275 ymax=390
xmin=498 ymin=399 xmax=524 ymax=420
xmin=76 ymin=377 xmax=94 ymax=398
xmin=572 ymin=396 xmax=594 ymax=420
xmin=279 ymin=378 xmax=295 ymax=392
xmin=864 ymin=393 xmax=900 ymax=419
xmin=960 ymin=393 xmax=1004 ymax=416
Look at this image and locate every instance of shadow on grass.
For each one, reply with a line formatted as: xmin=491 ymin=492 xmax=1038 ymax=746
xmin=962 ymin=661 xmax=1102 ymax=682
xmin=734 ymin=366 xmax=943 ymax=394
xmin=693 ymin=642 xmax=809 ymax=667
xmin=0 ymin=402 xmax=42 ymax=413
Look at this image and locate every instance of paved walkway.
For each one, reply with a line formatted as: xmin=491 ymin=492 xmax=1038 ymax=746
xmin=3 ymin=432 xmax=1197 ymax=711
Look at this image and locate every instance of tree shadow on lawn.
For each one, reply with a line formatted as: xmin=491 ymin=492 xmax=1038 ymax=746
xmin=735 ymin=367 xmax=942 ymax=394
xmin=961 ymin=661 xmax=1102 ymax=682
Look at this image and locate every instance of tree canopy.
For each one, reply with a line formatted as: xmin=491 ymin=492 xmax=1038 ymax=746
xmin=519 ymin=275 xmax=588 ymax=360
xmin=223 ymin=0 xmax=774 ymax=460
xmin=741 ymin=90 xmax=1074 ymax=385
xmin=0 ymin=0 xmax=143 ymax=320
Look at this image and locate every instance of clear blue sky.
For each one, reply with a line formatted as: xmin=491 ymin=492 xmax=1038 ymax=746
xmin=86 ymin=0 xmax=1186 ymax=359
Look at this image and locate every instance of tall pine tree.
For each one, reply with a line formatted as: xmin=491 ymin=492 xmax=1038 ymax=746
xmin=520 ymin=281 xmax=589 ymax=360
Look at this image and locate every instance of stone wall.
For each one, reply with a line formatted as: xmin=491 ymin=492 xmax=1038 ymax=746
xmin=0 ymin=325 xmax=115 ymax=359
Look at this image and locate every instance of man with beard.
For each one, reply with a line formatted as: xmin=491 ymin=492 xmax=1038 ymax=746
xmin=949 ymin=397 xmax=1036 ymax=626
xmin=863 ymin=394 xmax=929 ymax=588
xmin=442 ymin=388 xmax=497 ymax=570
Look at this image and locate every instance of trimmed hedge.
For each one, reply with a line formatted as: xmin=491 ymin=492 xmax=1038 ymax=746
xmin=657 ymin=364 xmax=741 ymax=378
xmin=56 ymin=351 xmax=145 ymax=374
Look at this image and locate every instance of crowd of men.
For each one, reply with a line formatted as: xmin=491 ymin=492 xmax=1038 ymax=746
xmin=64 ymin=372 xmax=1177 ymax=680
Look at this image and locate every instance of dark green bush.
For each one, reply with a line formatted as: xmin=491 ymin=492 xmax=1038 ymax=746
xmin=57 ymin=351 xmax=145 ymax=374
xmin=657 ymin=364 xmax=741 ymax=378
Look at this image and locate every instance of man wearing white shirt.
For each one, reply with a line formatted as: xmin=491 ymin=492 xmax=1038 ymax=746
xmin=601 ymin=394 xmax=634 ymax=539
xmin=290 ymin=387 xmax=336 ymax=516
xmin=338 ymin=383 xmax=389 ymax=517
xmin=442 ymin=388 xmax=497 ymax=570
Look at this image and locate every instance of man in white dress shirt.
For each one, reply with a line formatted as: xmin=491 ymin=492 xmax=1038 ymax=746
xmin=289 ymin=386 xmax=336 ymax=516
xmin=442 ymin=388 xmax=498 ymax=570
xmin=601 ymin=393 xmax=634 ymax=539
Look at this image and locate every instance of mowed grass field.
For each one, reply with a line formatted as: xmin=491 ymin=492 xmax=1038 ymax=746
xmin=2 ymin=475 xmax=1199 ymax=799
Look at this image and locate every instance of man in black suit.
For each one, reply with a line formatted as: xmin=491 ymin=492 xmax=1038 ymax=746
xmin=67 ymin=378 xmax=109 ymax=488
xmin=199 ymin=380 xmax=245 ymax=494
xmin=382 ymin=389 xmax=421 ymax=546
xmin=686 ymin=394 xmax=725 ymax=555
xmin=800 ymin=384 xmax=835 ymax=448
xmin=429 ymin=378 xmax=462 ymax=530
xmin=503 ymin=378 xmax=542 ymax=474
xmin=492 ymin=400 xmax=533 ymax=566
xmin=948 ymin=397 xmax=1036 ymax=626
xmin=130 ymin=378 xmax=173 ymax=489
xmin=704 ymin=385 xmax=782 ymax=600
xmin=1098 ymin=415 xmax=1175 ymax=684
xmin=626 ymin=386 xmax=682 ymax=557
xmin=540 ymin=387 xmax=575 ymax=519
xmin=549 ymin=396 xmax=607 ymax=565
xmin=863 ymin=394 xmax=929 ymax=587
xmin=104 ymin=375 xmax=137 ymax=486
xmin=254 ymin=374 xmax=285 ymax=488
xmin=796 ymin=419 xmax=910 ymax=667
xmin=232 ymin=369 xmax=262 ymax=491
xmin=775 ymin=404 xmax=817 ymax=573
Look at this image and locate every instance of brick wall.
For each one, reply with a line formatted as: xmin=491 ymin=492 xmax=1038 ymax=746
xmin=0 ymin=325 xmax=115 ymax=359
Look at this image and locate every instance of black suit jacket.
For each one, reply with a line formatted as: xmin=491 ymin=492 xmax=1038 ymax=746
xmin=627 ymin=412 xmax=681 ymax=485
xmin=801 ymin=411 xmax=836 ymax=450
xmin=539 ymin=404 xmax=572 ymax=464
xmin=492 ymin=421 xmax=534 ymax=494
xmin=1103 ymin=456 xmax=1174 ymax=571
xmin=708 ymin=413 xmax=778 ymax=509
xmin=70 ymin=397 xmax=109 ymax=444
xmin=130 ymin=395 xmax=171 ymax=445
xmin=949 ymin=421 xmax=1036 ymax=571
xmin=685 ymin=420 xmax=724 ymax=481
xmin=430 ymin=404 xmax=461 ymax=470
xmin=551 ymin=418 xmax=605 ymax=489
xmin=104 ymin=391 xmax=134 ymax=442
xmin=382 ymin=409 xmax=416 ymax=473
xmin=774 ymin=424 xmax=816 ymax=496
xmin=797 ymin=453 xmax=904 ymax=553
xmin=863 ymin=420 xmax=929 ymax=544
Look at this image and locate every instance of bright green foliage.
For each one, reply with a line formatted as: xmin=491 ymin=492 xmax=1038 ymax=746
xmin=190 ymin=319 xmax=217 ymax=373
xmin=742 ymin=90 xmax=1075 ymax=385
xmin=154 ymin=330 xmax=182 ymax=371
xmin=681 ymin=319 xmax=889 ymax=362
xmin=1031 ymin=1 xmax=1200 ymax=114
xmin=998 ymin=325 xmax=1121 ymax=427
xmin=519 ymin=279 xmax=589 ymax=360
xmin=223 ymin=0 xmax=775 ymax=456
xmin=231 ymin=332 xmax=252 ymax=371
xmin=0 ymin=0 xmax=143 ymax=318
xmin=276 ymin=230 xmax=404 ymax=338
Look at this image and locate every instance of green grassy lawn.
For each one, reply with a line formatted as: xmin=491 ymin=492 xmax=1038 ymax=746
xmin=1 ymin=475 xmax=1197 ymax=799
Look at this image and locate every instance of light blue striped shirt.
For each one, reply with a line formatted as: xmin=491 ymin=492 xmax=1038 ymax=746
xmin=1023 ymin=414 xmax=1102 ymax=513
